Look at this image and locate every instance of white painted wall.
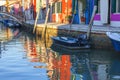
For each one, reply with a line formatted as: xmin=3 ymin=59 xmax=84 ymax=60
xmin=56 ymin=13 xmax=59 ymax=22
xmin=93 ymin=21 xmax=102 ymax=25
xmin=78 ymin=0 xmax=82 ymax=23
xmin=111 ymin=21 xmax=120 ymax=27
xmin=100 ymin=0 xmax=108 ymax=24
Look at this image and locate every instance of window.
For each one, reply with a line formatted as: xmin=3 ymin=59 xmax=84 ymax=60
xmin=57 ymin=2 xmax=62 ymax=13
xmin=52 ymin=4 xmax=55 ymax=13
xmin=96 ymin=0 xmax=100 ymax=13
xmin=52 ymin=2 xmax=62 ymax=13
xmin=116 ymin=0 xmax=120 ymax=13
xmin=112 ymin=0 xmax=120 ymax=13
xmin=97 ymin=0 xmax=100 ymax=13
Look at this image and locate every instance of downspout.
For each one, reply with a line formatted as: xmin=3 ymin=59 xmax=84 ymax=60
xmin=108 ymin=0 xmax=110 ymax=24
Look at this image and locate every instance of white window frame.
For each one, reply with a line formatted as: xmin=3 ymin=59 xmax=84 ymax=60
xmin=55 ymin=3 xmax=57 ymax=13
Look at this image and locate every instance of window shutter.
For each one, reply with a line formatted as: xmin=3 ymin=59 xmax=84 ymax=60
xmin=52 ymin=3 xmax=55 ymax=13
xmin=111 ymin=0 xmax=116 ymax=13
xmin=118 ymin=0 xmax=120 ymax=12
xmin=57 ymin=2 xmax=62 ymax=13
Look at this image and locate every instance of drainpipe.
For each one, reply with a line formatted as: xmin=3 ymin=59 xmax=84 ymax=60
xmin=108 ymin=0 xmax=110 ymax=24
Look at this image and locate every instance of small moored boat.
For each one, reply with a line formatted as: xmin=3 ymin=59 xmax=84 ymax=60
xmin=106 ymin=32 xmax=120 ymax=52
xmin=51 ymin=34 xmax=90 ymax=50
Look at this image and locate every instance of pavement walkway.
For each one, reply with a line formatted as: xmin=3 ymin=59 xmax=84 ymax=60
xmin=25 ymin=20 xmax=120 ymax=34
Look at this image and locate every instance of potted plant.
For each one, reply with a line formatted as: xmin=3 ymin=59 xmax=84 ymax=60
xmin=65 ymin=15 xmax=72 ymax=23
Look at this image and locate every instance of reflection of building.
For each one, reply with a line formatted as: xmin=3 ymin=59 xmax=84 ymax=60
xmin=98 ymin=65 xmax=108 ymax=80
xmin=59 ymin=55 xmax=71 ymax=80
xmin=89 ymin=50 xmax=111 ymax=80
xmin=0 ymin=41 xmax=1 ymax=57
xmin=24 ymin=36 xmax=39 ymax=62
xmin=91 ymin=64 xmax=109 ymax=80
xmin=23 ymin=36 xmax=49 ymax=63
xmin=70 ymin=54 xmax=91 ymax=80
xmin=46 ymin=50 xmax=72 ymax=80
xmin=0 ymin=27 xmax=13 ymax=41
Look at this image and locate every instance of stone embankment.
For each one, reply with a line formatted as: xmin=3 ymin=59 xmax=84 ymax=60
xmin=22 ymin=20 xmax=120 ymax=51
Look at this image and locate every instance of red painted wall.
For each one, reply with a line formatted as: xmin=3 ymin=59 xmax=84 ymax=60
xmin=33 ymin=0 xmax=36 ymax=20
xmin=52 ymin=0 xmax=72 ymax=23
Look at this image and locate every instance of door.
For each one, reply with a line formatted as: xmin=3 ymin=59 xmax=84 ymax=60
xmin=78 ymin=0 xmax=86 ymax=24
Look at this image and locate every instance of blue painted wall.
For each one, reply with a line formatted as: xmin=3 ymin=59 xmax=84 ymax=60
xmin=72 ymin=0 xmax=94 ymax=24
xmin=72 ymin=0 xmax=80 ymax=24
xmin=85 ymin=0 xmax=94 ymax=24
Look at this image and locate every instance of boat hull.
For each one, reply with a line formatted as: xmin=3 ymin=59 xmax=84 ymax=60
xmin=106 ymin=32 xmax=120 ymax=52
xmin=52 ymin=37 xmax=78 ymax=47
xmin=110 ymin=39 xmax=120 ymax=52
xmin=51 ymin=36 xmax=90 ymax=49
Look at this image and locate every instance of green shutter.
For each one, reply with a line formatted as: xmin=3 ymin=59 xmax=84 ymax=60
xmin=57 ymin=2 xmax=62 ymax=13
xmin=52 ymin=3 xmax=55 ymax=13
xmin=94 ymin=0 xmax=98 ymax=6
xmin=118 ymin=0 xmax=120 ymax=12
xmin=72 ymin=0 xmax=75 ymax=14
xmin=111 ymin=0 xmax=116 ymax=13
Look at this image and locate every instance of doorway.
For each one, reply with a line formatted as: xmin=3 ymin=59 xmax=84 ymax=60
xmin=78 ymin=0 xmax=85 ymax=24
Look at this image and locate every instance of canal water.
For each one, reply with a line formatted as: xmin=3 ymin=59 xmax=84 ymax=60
xmin=0 ymin=24 xmax=120 ymax=80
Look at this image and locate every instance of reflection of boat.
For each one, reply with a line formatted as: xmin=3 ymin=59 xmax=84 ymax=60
xmin=0 ymin=19 xmax=21 ymax=28
xmin=50 ymin=43 xmax=90 ymax=54
xmin=106 ymin=32 xmax=120 ymax=52
xmin=51 ymin=34 xmax=90 ymax=50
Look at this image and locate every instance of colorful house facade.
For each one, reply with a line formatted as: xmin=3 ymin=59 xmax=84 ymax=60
xmin=52 ymin=0 xmax=72 ymax=23
xmin=72 ymin=0 xmax=94 ymax=24
xmin=51 ymin=0 xmax=94 ymax=24
xmin=52 ymin=0 xmax=120 ymax=27
xmin=93 ymin=0 xmax=120 ymax=27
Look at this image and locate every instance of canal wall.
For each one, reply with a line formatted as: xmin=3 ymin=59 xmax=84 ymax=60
xmin=22 ymin=21 xmax=120 ymax=51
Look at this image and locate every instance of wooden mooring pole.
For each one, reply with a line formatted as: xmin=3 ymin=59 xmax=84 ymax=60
xmin=41 ymin=5 xmax=50 ymax=39
xmin=6 ymin=0 xmax=9 ymax=12
xmin=33 ymin=7 xmax=41 ymax=33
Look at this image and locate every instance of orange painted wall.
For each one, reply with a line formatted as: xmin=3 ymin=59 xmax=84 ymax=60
xmin=52 ymin=0 xmax=72 ymax=23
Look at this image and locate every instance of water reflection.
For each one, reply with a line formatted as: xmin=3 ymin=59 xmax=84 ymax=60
xmin=109 ymin=54 xmax=120 ymax=80
xmin=0 ymin=24 xmax=21 ymax=54
xmin=0 ymin=24 xmax=120 ymax=80
xmin=0 ymin=41 xmax=1 ymax=58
